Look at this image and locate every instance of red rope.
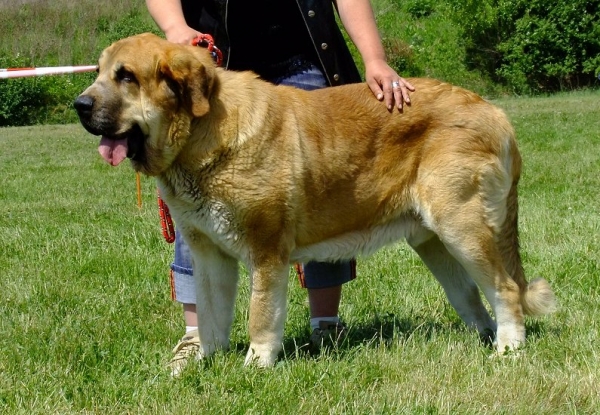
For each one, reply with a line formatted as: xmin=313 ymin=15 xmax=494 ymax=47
xmin=191 ymin=33 xmax=224 ymax=66
xmin=157 ymin=190 xmax=175 ymax=244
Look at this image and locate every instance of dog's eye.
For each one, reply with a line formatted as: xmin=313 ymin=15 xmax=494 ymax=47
xmin=116 ymin=68 xmax=137 ymax=84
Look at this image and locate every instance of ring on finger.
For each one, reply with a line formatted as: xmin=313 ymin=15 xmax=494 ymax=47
xmin=392 ymin=81 xmax=400 ymax=89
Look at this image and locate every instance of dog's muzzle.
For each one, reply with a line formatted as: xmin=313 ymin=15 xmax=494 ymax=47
xmin=74 ymin=94 xmax=109 ymax=136
xmin=74 ymin=94 xmax=146 ymax=166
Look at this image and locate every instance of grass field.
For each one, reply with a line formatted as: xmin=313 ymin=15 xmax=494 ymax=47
xmin=1 ymin=91 xmax=599 ymax=413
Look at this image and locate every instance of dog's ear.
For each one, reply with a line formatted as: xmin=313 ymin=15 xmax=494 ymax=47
xmin=159 ymin=49 xmax=216 ymax=117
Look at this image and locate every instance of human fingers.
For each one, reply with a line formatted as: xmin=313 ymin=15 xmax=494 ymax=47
xmin=165 ymin=26 xmax=202 ymax=45
xmin=366 ymin=74 xmax=396 ymax=110
xmin=392 ymin=78 xmax=415 ymax=109
xmin=367 ymin=78 xmax=385 ymax=102
xmin=377 ymin=76 xmax=405 ymax=111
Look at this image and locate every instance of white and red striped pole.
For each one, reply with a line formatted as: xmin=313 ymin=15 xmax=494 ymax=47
xmin=1 ymin=63 xmax=142 ymax=208
xmin=0 ymin=65 xmax=97 ymax=79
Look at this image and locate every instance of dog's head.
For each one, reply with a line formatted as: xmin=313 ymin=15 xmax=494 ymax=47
xmin=74 ymin=33 xmax=217 ymax=175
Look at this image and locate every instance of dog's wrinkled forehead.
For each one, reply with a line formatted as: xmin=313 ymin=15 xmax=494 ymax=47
xmin=92 ymin=33 xmax=217 ymax=118
xmin=97 ymin=33 xmax=166 ymax=76
xmin=96 ymin=33 xmax=216 ymax=82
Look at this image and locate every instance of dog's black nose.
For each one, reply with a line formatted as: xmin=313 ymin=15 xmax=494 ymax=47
xmin=73 ymin=95 xmax=94 ymax=114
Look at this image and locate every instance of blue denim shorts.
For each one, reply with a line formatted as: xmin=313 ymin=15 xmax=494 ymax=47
xmin=170 ymin=65 xmax=356 ymax=303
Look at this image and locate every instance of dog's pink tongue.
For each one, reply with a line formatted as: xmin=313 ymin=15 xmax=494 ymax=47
xmin=98 ymin=136 xmax=128 ymax=166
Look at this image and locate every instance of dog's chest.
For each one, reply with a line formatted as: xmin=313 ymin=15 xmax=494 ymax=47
xmin=187 ymin=199 xmax=245 ymax=254
xmin=158 ymin=178 xmax=247 ymax=260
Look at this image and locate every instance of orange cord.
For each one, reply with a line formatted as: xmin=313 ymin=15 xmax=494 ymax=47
xmin=134 ymin=173 xmax=175 ymax=243
xmin=136 ymin=172 xmax=142 ymax=209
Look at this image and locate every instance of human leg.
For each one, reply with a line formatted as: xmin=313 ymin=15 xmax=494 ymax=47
xmin=296 ymin=260 xmax=356 ymax=346
xmin=170 ymin=228 xmax=197 ymax=326
xmin=169 ymin=66 xmax=356 ymax=369
xmin=168 ymin=230 xmax=199 ymax=376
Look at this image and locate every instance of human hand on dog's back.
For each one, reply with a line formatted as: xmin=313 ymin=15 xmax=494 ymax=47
xmin=336 ymin=0 xmax=415 ymax=110
xmin=146 ymin=0 xmax=201 ymax=45
xmin=364 ymin=58 xmax=415 ymax=111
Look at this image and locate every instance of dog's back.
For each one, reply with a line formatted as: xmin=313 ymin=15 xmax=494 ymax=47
xmin=264 ymin=79 xmax=520 ymax=252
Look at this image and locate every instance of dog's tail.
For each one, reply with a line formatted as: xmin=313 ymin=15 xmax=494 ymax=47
xmin=499 ymin=178 xmax=558 ymax=317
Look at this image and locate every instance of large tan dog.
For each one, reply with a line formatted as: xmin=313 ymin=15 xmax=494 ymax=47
xmin=75 ymin=33 xmax=556 ymax=367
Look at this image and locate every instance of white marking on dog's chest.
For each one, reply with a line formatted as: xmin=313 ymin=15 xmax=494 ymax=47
xmin=191 ymin=199 xmax=244 ymax=251
xmin=205 ymin=201 xmax=236 ymax=237
xmin=160 ymin=180 xmax=247 ymax=259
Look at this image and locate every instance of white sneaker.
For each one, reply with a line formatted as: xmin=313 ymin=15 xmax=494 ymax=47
xmin=168 ymin=329 xmax=200 ymax=377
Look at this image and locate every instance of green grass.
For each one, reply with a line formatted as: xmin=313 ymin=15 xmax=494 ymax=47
xmin=1 ymin=93 xmax=599 ymax=413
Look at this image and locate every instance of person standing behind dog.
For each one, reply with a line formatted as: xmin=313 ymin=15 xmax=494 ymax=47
xmin=145 ymin=0 xmax=414 ymax=375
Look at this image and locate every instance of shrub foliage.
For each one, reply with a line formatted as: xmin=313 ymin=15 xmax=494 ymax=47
xmin=452 ymin=0 xmax=600 ymax=93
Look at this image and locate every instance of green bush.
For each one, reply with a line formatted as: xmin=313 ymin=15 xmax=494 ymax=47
xmin=2 ymin=0 xmax=600 ymax=126
xmin=451 ymin=0 xmax=600 ymax=94
xmin=103 ymin=9 xmax=159 ymax=44
xmin=405 ymin=0 xmax=436 ymax=18
xmin=497 ymin=0 xmax=600 ymax=93
xmin=0 ymin=57 xmax=97 ymax=126
xmin=0 ymin=56 xmax=46 ymax=126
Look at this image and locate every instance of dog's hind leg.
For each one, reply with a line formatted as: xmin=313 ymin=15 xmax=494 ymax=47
xmin=441 ymin=169 xmax=555 ymax=352
xmin=435 ymin=219 xmax=527 ymax=353
xmin=408 ymin=233 xmax=496 ymax=343
xmin=244 ymin=260 xmax=290 ymax=367
xmin=188 ymin=236 xmax=240 ymax=360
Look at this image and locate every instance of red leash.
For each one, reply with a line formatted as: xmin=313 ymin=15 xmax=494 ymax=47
xmin=191 ymin=33 xmax=224 ymax=66
xmin=156 ymin=33 xmax=222 ymax=244
xmin=157 ymin=190 xmax=176 ymax=243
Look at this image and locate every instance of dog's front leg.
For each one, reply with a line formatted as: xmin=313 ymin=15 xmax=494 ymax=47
xmin=244 ymin=261 xmax=290 ymax=367
xmin=187 ymin=235 xmax=240 ymax=360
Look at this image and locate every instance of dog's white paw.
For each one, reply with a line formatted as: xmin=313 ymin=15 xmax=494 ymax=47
xmin=489 ymin=347 xmax=524 ymax=360
xmin=491 ymin=337 xmax=525 ymax=358
xmin=244 ymin=344 xmax=279 ymax=367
